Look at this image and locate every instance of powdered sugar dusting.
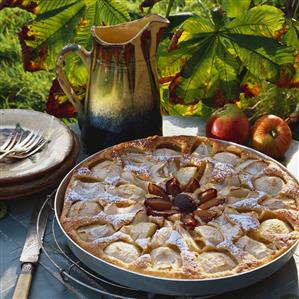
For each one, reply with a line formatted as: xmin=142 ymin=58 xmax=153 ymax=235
xmin=281 ymin=182 xmax=299 ymax=200
xmin=65 ymin=189 xmax=85 ymax=202
xmin=93 ymin=231 xmax=132 ymax=248
xmin=104 ymin=176 xmax=120 ymax=185
xmin=124 ymin=164 xmax=150 ymax=174
xmin=132 ymin=254 xmax=152 ymax=268
xmin=181 ymin=250 xmax=200 ymax=273
xmin=231 ymin=192 xmax=268 ymax=210
xmin=217 ymin=239 xmax=243 ymax=257
xmin=166 ymin=229 xmax=200 ymax=273
xmin=76 ymin=167 xmax=92 ymax=176
xmin=264 ymin=165 xmax=285 ymax=177
xmin=98 ymin=192 xmax=132 ymax=205
xmin=152 ymin=154 xmax=179 ymax=162
xmin=136 ymin=238 xmax=150 ymax=250
xmin=239 ymin=172 xmax=254 ymax=190
xmin=97 ymin=210 xmax=141 ymax=230
xmin=227 ymin=214 xmax=260 ymax=231
xmin=210 ymin=162 xmax=234 ymax=183
xmin=167 ymin=231 xmax=189 ymax=251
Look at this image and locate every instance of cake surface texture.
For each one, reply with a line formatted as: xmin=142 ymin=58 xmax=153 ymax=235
xmin=60 ymin=136 xmax=299 ymax=279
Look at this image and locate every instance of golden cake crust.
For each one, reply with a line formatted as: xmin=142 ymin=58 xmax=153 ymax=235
xmin=60 ymin=136 xmax=299 ymax=279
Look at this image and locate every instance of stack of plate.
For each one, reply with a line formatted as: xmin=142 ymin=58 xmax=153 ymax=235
xmin=0 ymin=109 xmax=80 ymax=200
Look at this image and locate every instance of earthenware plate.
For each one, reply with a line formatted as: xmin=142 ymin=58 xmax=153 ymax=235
xmin=0 ymin=109 xmax=74 ymax=183
xmin=0 ymin=131 xmax=80 ymax=200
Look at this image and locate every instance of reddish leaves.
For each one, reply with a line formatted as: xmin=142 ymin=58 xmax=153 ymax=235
xmin=18 ymin=25 xmax=48 ymax=72
xmin=46 ymin=79 xmax=77 ymax=118
xmin=168 ymin=29 xmax=184 ymax=51
xmin=240 ymin=83 xmax=261 ymax=98
xmin=0 ymin=0 xmax=38 ymax=13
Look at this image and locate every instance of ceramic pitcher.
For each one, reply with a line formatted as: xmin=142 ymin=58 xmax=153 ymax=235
xmin=55 ymin=14 xmax=169 ymax=153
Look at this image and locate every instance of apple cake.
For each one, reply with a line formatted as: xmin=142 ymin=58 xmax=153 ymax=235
xmin=60 ymin=136 xmax=299 ymax=279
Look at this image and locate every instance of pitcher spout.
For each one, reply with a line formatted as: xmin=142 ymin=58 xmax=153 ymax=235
xmin=143 ymin=13 xmax=170 ymax=30
xmin=91 ymin=14 xmax=169 ymax=46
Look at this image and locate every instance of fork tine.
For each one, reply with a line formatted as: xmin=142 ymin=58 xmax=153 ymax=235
xmin=0 ymin=130 xmax=16 ymax=151
xmin=0 ymin=131 xmax=23 ymax=156
xmin=13 ymin=139 xmax=47 ymax=158
xmin=23 ymin=131 xmax=42 ymax=149
xmin=7 ymin=131 xmax=21 ymax=150
xmin=20 ymin=130 xmax=39 ymax=147
xmin=18 ymin=130 xmax=35 ymax=147
xmin=24 ymin=134 xmax=44 ymax=152
xmin=15 ymin=131 xmax=24 ymax=145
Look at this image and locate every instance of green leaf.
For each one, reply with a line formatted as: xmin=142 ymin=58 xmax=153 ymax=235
xmin=226 ymin=5 xmax=285 ymax=37
xmin=221 ymin=0 xmax=251 ymax=18
xmin=64 ymin=0 xmax=130 ymax=85
xmin=283 ymin=19 xmax=299 ymax=51
xmin=162 ymin=13 xmax=193 ymax=40
xmin=161 ymin=85 xmax=213 ymax=117
xmin=182 ymin=16 xmax=215 ymax=34
xmin=37 ymin=0 xmax=78 ymax=14
xmin=68 ymin=2 xmax=100 ymax=85
xmin=17 ymin=0 xmax=130 ymax=80
xmin=157 ymin=38 xmax=200 ymax=80
xmin=225 ymin=33 xmax=294 ymax=80
xmin=175 ymin=35 xmax=219 ymax=103
xmin=20 ymin=0 xmax=85 ymax=71
xmin=97 ymin=0 xmax=130 ymax=25
xmin=215 ymin=41 xmax=239 ymax=99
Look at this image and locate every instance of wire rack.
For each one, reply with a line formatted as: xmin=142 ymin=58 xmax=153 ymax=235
xmin=37 ymin=192 xmax=213 ymax=299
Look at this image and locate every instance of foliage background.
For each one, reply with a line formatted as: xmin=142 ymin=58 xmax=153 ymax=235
xmin=0 ymin=0 xmax=193 ymax=112
xmin=0 ymin=8 xmax=53 ymax=110
xmin=0 ymin=0 xmax=298 ymax=130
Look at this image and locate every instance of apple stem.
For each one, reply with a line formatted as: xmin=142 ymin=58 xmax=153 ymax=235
xmin=270 ymin=129 xmax=277 ymax=138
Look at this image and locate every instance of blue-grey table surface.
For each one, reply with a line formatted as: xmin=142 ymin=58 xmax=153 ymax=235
xmin=1 ymin=116 xmax=299 ymax=299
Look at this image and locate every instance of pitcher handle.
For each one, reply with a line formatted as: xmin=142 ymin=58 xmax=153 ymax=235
xmin=55 ymin=44 xmax=91 ymax=114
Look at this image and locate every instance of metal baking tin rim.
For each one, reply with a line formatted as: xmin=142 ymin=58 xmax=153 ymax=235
xmin=54 ymin=136 xmax=299 ymax=283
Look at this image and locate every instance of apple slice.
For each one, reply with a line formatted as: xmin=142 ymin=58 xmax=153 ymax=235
xmin=176 ymin=167 xmax=198 ymax=187
xmin=236 ymin=236 xmax=271 ymax=259
xmin=91 ymin=160 xmax=122 ymax=181
xmin=125 ymin=222 xmax=157 ymax=240
xmin=192 ymin=143 xmax=213 ymax=157
xmin=198 ymin=252 xmax=236 ymax=273
xmin=254 ymin=176 xmax=284 ymax=195
xmin=67 ymin=201 xmax=101 ymax=218
xmin=77 ymin=224 xmax=114 ymax=242
xmin=259 ymin=219 xmax=292 ymax=235
xmin=151 ymin=247 xmax=182 ymax=270
xmin=104 ymin=241 xmax=140 ymax=263
xmin=213 ymin=152 xmax=239 ymax=166
xmin=194 ymin=225 xmax=224 ymax=246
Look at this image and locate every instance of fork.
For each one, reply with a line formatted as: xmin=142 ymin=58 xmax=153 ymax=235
xmin=0 ymin=130 xmax=24 ymax=153
xmin=0 ymin=130 xmax=46 ymax=160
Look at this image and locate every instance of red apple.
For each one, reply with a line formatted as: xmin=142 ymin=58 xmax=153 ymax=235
xmin=251 ymin=115 xmax=292 ymax=158
xmin=206 ymin=104 xmax=250 ymax=145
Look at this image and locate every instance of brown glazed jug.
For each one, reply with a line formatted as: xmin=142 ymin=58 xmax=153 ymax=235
xmin=55 ymin=14 xmax=169 ymax=153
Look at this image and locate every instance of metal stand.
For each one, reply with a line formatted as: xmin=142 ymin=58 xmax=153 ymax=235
xmin=36 ymin=192 xmax=214 ymax=299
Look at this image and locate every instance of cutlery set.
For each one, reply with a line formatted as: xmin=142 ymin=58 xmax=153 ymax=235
xmin=0 ymin=129 xmax=46 ymax=161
